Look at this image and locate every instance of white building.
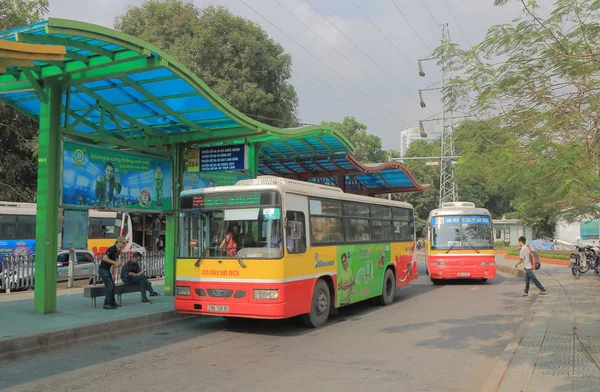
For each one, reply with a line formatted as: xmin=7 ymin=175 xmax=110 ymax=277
xmin=555 ymin=217 xmax=600 ymax=247
xmin=399 ymin=127 xmax=421 ymax=157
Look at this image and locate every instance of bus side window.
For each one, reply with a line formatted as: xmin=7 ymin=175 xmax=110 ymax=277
xmin=286 ymin=211 xmax=306 ymax=254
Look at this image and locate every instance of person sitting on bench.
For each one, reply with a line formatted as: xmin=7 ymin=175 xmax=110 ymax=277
xmin=121 ymin=252 xmax=160 ymax=304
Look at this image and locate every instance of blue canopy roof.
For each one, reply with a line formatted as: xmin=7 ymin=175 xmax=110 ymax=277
xmin=0 ymin=18 xmax=353 ymax=155
xmin=259 ymin=154 xmax=430 ymax=196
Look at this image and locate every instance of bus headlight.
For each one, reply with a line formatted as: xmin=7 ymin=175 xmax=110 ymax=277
xmin=254 ymin=289 xmax=279 ymax=300
xmin=431 ymin=262 xmax=446 ymax=266
xmin=175 ymin=286 xmax=191 ymax=296
xmin=480 ymin=262 xmax=495 ymax=266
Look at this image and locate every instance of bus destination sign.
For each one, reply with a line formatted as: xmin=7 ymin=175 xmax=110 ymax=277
xmin=183 ymin=192 xmax=261 ymax=209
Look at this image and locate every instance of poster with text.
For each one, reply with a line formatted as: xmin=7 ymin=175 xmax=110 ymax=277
xmin=336 ymin=243 xmax=390 ymax=307
xmin=62 ymin=142 xmax=172 ymax=210
xmin=62 ymin=209 xmax=88 ymax=249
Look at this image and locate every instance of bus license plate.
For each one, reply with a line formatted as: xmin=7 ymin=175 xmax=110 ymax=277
xmin=457 ymin=272 xmax=470 ymax=277
xmin=207 ymin=305 xmax=229 ymax=312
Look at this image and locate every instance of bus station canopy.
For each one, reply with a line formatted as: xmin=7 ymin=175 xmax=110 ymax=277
xmin=0 ymin=18 xmax=427 ymax=195
xmin=258 ymin=153 xmax=430 ymax=196
xmin=0 ymin=18 xmax=351 ymax=156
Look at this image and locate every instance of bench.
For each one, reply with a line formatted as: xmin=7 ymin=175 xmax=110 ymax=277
xmin=83 ymin=283 xmax=141 ymax=308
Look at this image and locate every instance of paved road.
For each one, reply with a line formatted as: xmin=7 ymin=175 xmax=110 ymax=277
xmin=1 ymin=263 xmax=532 ymax=392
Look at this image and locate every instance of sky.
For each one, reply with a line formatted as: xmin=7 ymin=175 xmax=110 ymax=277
xmin=48 ymin=0 xmax=525 ymax=148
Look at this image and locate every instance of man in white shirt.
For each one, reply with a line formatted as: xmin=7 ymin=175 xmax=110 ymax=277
xmin=514 ymin=236 xmax=547 ymax=297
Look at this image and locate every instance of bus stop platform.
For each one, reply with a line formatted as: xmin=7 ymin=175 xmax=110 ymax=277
xmin=484 ymin=255 xmax=600 ymax=391
xmin=0 ymin=279 xmax=186 ymax=362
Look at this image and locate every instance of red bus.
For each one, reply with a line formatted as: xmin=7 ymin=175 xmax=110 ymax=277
xmin=425 ymin=202 xmax=496 ymax=284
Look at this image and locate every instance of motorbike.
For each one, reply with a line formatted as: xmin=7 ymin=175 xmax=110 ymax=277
xmin=570 ymin=245 xmax=599 ymax=278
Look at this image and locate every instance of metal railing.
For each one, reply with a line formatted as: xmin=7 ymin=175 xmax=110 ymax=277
xmin=1 ymin=251 xmax=165 ymax=292
xmin=0 ymin=255 xmax=35 ymax=292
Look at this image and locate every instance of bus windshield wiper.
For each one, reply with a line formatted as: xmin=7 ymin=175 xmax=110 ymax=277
xmin=233 ymin=249 xmax=247 ymax=269
xmin=445 ymin=243 xmax=456 ymax=254
xmin=463 ymin=238 xmax=480 ymax=253
xmin=194 ymin=245 xmax=206 ymax=268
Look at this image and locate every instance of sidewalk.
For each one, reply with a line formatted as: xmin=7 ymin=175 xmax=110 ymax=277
xmin=483 ymin=255 xmax=600 ymax=391
xmin=0 ymin=279 xmax=185 ymax=361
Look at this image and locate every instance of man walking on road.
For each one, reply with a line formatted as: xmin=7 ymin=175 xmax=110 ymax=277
xmin=121 ymin=251 xmax=160 ymax=303
xmin=99 ymin=236 xmax=126 ymax=309
xmin=515 ymin=236 xmax=547 ymax=297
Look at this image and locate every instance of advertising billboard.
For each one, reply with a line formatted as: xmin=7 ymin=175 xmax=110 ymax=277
xmin=62 ymin=141 xmax=172 ymax=210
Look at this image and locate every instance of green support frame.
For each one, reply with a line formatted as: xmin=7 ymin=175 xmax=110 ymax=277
xmin=34 ymin=80 xmax=62 ymax=313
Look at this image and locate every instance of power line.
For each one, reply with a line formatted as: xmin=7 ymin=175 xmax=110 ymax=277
xmin=303 ymin=0 xmax=431 ymax=99
xmin=442 ymin=0 xmax=473 ymax=47
xmin=349 ymin=0 xmax=417 ymax=69
xmin=291 ymin=64 xmax=401 ymax=126
xmin=292 ymin=66 xmax=402 ymax=130
xmin=272 ymin=0 xmax=421 ymax=117
xmin=238 ymin=0 xmax=410 ymax=127
xmin=419 ymin=0 xmax=442 ymax=30
xmin=389 ymin=0 xmax=432 ymax=53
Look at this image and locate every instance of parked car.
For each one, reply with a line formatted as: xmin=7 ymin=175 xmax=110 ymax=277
xmin=1 ymin=250 xmax=97 ymax=289
xmin=55 ymin=250 xmax=97 ymax=282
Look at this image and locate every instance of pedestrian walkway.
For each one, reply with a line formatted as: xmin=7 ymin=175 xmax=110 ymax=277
xmin=484 ymin=255 xmax=600 ymax=391
xmin=0 ymin=279 xmax=183 ymax=361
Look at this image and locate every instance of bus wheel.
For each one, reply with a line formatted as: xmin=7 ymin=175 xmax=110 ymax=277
xmin=302 ymin=279 xmax=330 ymax=328
xmin=375 ymin=268 xmax=396 ymax=306
xmin=431 ymin=278 xmax=443 ymax=285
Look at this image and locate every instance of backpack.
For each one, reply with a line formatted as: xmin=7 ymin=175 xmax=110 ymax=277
xmin=529 ymin=247 xmax=541 ymax=270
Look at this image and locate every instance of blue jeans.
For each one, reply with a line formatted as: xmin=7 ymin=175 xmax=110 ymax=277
xmin=122 ymin=275 xmax=154 ymax=300
xmin=524 ymin=269 xmax=545 ymax=293
xmin=98 ymin=269 xmax=115 ymax=306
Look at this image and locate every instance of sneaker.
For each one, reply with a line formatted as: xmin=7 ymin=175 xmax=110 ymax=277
xmin=150 ymin=292 xmax=160 ymax=297
xmin=521 ymin=292 xmax=528 ymax=297
xmin=538 ymin=291 xmax=547 ymax=295
xmin=141 ymin=299 xmax=152 ymax=304
xmin=103 ymin=304 xmax=117 ymax=310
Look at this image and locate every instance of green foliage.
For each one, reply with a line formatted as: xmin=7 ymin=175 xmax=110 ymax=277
xmin=0 ymin=0 xmax=47 ymax=202
xmin=115 ymin=0 xmax=299 ymax=127
xmin=506 ymin=248 xmax=571 ymax=260
xmin=321 ymin=116 xmax=390 ymax=163
xmin=494 ymin=241 xmax=511 ymax=249
xmin=435 ymin=0 xmax=600 ymax=226
xmin=0 ymin=0 xmax=48 ymax=30
xmin=394 ymin=140 xmax=440 ymax=230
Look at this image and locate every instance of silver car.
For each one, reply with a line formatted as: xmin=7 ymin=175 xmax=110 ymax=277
xmin=1 ymin=250 xmax=97 ymax=290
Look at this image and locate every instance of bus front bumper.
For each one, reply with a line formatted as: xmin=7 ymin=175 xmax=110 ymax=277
xmin=428 ymin=265 xmax=496 ymax=279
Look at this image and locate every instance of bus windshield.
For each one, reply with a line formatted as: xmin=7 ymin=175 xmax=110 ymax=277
xmin=180 ymin=191 xmax=283 ymax=259
xmin=431 ymin=215 xmax=493 ymax=250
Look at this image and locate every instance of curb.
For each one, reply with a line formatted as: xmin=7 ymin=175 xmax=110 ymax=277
xmin=496 ymin=264 xmax=525 ymax=278
xmin=480 ymin=285 xmax=545 ymax=392
xmin=0 ymin=310 xmax=189 ymax=362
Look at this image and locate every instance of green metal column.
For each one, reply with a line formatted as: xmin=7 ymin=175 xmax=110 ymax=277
xmin=247 ymin=143 xmax=260 ymax=178
xmin=34 ymin=80 xmax=63 ymax=314
xmin=164 ymin=145 xmax=181 ymax=295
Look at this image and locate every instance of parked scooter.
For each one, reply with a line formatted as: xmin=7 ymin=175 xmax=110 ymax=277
xmin=570 ymin=245 xmax=598 ymax=278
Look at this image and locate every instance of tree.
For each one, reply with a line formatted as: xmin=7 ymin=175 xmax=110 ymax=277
xmin=436 ymin=0 xmax=600 ymax=224
xmin=395 ymin=140 xmax=440 ymax=233
xmin=452 ymin=119 xmax=516 ymax=219
xmin=0 ymin=0 xmax=48 ymax=202
xmin=115 ymin=0 xmax=299 ymax=127
xmin=321 ymin=116 xmax=389 ymax=163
